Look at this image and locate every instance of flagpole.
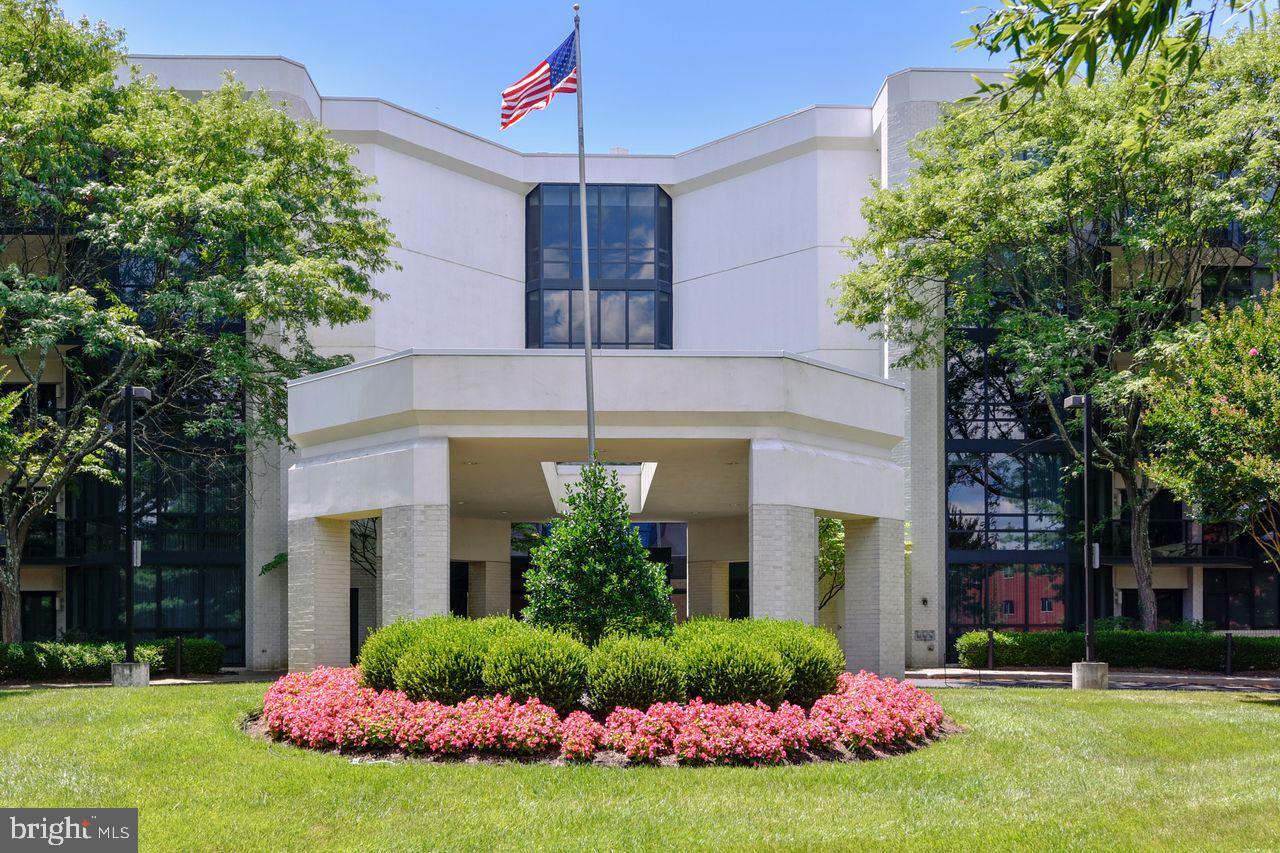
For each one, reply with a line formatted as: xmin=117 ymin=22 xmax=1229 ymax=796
xmin=573 ymin=3 xmax=597 ymax=462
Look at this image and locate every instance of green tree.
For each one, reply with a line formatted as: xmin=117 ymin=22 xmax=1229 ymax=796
xmin=833 ymin=22 xmax=1280 ymax=630
xmin=817 ymin=516 xmax=845 ymax=611
xmin=0 ymin=0 xmax=396 ymax=640
xmin=1144 ymin=293 xmax=1280 ymax=569
xmin=522 ymin=463 xmax=675 ymax=644
xmin=959 ymin=1 xmax=1268 ymax=124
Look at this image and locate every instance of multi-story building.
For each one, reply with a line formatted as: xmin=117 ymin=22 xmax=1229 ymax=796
xmin=11 ymin=54 xmax=1275 ymax=673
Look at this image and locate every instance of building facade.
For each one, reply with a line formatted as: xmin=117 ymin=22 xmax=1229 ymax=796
xmin=14 ymin=54 xmax=1273 ymax=673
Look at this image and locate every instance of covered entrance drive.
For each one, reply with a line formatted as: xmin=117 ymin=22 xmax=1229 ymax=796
xmin=284 ymin=349 xmax=906 ymax=674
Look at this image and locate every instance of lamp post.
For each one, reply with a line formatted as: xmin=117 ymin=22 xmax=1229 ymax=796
xmin=121 ymin=385 xmax=151 ymax=671
xmin=1064 ymin=393 xmax=1107 ymax=688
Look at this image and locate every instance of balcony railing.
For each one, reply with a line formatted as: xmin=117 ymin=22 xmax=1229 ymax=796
xmin=1104 ymin=519 xmax=1257 ymax=561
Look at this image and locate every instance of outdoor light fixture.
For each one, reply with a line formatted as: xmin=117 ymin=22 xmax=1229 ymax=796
xmin=121 ymin=385 xmax=152 ymax=673
xmin=1063 ymin=392 xmax=1106 ymax=688
xmin=541 ymin=461 xmax=656 ymax=514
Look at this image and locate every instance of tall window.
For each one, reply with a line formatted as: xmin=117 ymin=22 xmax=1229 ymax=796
xmin=525 ymin=184 xmax=673 ymax=349
xmin=946 ymin=452 xmax=1067 ymax=551
xmin=943 ymin=330 xmax=1074 ymax=656
xmin=1200 ymin=266 xmax=1271 ymax=310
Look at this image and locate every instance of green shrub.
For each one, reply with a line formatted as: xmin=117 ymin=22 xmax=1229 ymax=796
xmin=1231 ymin=636 xmax=1280 ymax=671
xmin=0 ymin=639 xmax=209 ymax=681
xmin=761 ymin=621 xmax=845 ymax=707
xmin=166 ymin=637 xmax=225 ymax=674
xmin=587 ymin=635 xmax=685 ymax=714
xmin=523 ymin=463 xmax=675 ymax=644
xmin=676 ymin=635 xmax=792 ymax=707
xmin=955 ymin=630 xmax=1082 ymax=668
xmin=673 ymin=617 xmax=843 ymax=707
xmin=1159 ymin=619 xmax=1214 ymax=633
xmin=481 ymin=628 xmax=589 ymax=712
xmin=364 ymin=615 xmax=524 ymax=701
xmin=393 ymin=627 xmax=489 ymax=704
xmin=358 ymin=617 xmax=444 ymax=690
xmin=394 ymin=637 xmax=483 ymax=704
xmin=955 ymin=629 xmax=1280 ymax=672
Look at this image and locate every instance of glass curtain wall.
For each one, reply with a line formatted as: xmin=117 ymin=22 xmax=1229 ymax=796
xmin=64 ymin=442 xmax=245 ymax=664
xmin=525 ymin=184 xmax=673 ymax=349
xmin=944 ymin=331 xmax=1075 ymax=657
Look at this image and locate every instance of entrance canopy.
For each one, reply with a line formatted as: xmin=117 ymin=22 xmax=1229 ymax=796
xmin=283 ymin=349 xmax=908 ymax=676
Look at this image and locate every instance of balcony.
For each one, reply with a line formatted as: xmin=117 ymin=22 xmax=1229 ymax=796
xmin=1103 ymin=518 xmax=1257 ymax=562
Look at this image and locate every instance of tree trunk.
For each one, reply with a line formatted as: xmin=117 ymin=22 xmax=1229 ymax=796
xmin=1 ymin=547 xmax=21 ymax=642
xmin=1128 ymin=492 xmax=1159 ymax=632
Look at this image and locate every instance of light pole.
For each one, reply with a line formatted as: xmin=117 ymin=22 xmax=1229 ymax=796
xmin=1064 ymin=393 xmax=1107 ymax=688
xmin=122 ymin=385 xmax=152 ymax=665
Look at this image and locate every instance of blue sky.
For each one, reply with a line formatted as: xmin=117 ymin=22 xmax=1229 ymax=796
xmin=62 ymin=0 xmax=1005 ymax=153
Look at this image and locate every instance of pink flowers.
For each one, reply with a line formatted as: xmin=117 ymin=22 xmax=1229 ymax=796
xmin=604 ymin=699 xmax=815 ymax=764
xmin=262 ymin=667 xmax=945 ymax=765
xmin=1249 ymin=347 xmax=1260 ymax=356
xmin=809 ymin=671 xmax=946 ymax=749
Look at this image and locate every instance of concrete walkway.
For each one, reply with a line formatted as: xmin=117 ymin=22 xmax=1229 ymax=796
xmin=908 ymin=667 xmax=1280 ymax=692
xmin=0 ymin=670 xmax=285 ymax=691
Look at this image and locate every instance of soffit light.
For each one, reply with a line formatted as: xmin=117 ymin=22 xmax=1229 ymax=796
xmin=540 ymin=461 xmax=657 ymax=515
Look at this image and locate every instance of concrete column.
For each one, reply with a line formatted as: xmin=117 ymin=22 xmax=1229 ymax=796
xmin=381 ymin=504 xmax=450 ymax=624
xmin=287 ymin=515 xmax=351 ymax=670
xmin=374 ymin=521 xmax=384 ymax=626
xmin=879 ymin=81 xmax=950 ymax=669
xmin=687 ymin=561 xmax=725 ymax=617
xmin=749 ymin=504 xmax=818 ymax=623
xmin=1190 ymin=566 xmax=1205 ymax=622
xmin=244 ymin=439 xmax=289 ymax=670
xmin=481 ymin=561 xmax=512 ymax=615
xmin=843 ymin=517 xmax=906 ymax=677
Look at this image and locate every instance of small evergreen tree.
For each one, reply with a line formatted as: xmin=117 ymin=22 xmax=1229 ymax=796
xmin=523 ymin=463 xmax=675 ymax=644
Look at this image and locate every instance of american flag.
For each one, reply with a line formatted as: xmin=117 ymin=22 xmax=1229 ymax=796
xmin=501 ymin=31 xmax=578 ymax=130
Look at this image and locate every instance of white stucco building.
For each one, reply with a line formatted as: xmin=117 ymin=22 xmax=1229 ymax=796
xmin=128 ymin=55 xmax=995 ymax=677
xmin=28 ymin=53 xmax=1105 ymax=675
xmin=22 ymin=53 xmax=1268 ymax=674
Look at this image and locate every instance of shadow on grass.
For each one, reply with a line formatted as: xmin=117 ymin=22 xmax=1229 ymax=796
xmin=0 ymin=689 xmax=36 ymax=701
xmin=1238 ymin=696 xmax=1280 ymax=709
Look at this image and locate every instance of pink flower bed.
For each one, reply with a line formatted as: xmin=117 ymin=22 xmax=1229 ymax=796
xmin=262 ymin=666 xmax=945 ymax=766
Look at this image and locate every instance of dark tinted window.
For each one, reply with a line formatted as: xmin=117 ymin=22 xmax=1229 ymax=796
xmin=525 ymin=184 xmax=672 ymax=349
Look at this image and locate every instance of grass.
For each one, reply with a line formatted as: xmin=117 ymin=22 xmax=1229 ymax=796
xmin=2 ymin=685 xmax=1279 ymax=851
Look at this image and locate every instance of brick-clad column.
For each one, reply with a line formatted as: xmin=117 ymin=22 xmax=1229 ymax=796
xmin=843 ymin=517 xmax=906 ymax=677
xmin=687 ymin=561 xmax=729 ymax=618
xmin=480 ymin=561 xmax=512 ymax=616
xmin=381 ymin=504 xmax=450 ymax=623
xmin=749 ymin=504 xmax=818 ymax=624
xmin=287 ymin=516 xmax=351 ymax=670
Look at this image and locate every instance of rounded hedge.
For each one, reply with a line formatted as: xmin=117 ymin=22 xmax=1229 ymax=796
xmin=673 ymin=617 xmax=842 ymax=707
xmin=358 ymin=616 xmax=448 ymax=691
xmin=389 ymin=616 xmax=524 ymax=703
xmin=762 ymin=621 xmax=845 ymax=707
xmin=393 ymin=631 xmax=486 ymax=704
xmin=952 ymin=629 xmax=1280 ymax=672
xmin=587 ymin=634 xmax=686 ymax=714
xmin=361 ymin=615 xmax=524 ymax=698
xmin=481 ymin=629 xmax=589 ymax=712
xmin=676 ymin=635 xmax=792 ymax=707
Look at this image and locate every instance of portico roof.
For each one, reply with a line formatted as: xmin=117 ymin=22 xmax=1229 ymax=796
xmin=287 ymin=348 xmax=904 ymax=451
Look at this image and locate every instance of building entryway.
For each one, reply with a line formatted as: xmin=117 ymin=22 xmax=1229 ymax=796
xmin=20 ymin=591 xmax=56 ymax=641
xmin=450 ymin=561 xmax=469 ymax=617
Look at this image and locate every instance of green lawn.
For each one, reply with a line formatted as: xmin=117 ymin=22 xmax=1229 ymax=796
xmin=1 ymin=685 xmax=1278 ymax=851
